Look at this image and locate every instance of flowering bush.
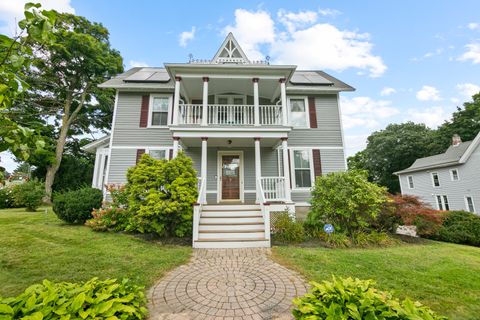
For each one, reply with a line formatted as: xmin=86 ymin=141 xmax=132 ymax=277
xmin=0 ymin=187 xmax=17 ymax=209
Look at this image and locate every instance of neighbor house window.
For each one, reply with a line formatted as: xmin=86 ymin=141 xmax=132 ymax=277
xmin=288 ymin=98 xmax=309 ymax=127
xmin=292 ymin=149 xmax=312 ymax=188
xmin=450 ymin=169 xmax=459 ymax=181
xmin=443 ymin=195 xmax=449 ymax=211
xmin=465 ymin=196 xmax=475 ymax=213
xmin=431 ymin=172 xmax=440 ymax=187
xmin=407 ymin=176 xmax=414 ymax=189
xmin=436 ymin=195 xmax=443 ymax=210
xmin=150 ymin=96 xmax=170 ymax=126
xmin=436 ymin=195 xmax=449 ymax=210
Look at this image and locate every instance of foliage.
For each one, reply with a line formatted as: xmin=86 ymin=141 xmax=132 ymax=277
xmin=10 ymin=179 xmax=45 ymax=211
xmin=316 ymin=231 xmax=398 ymax=248
xmin=435 ymin=211 xmax=480 ymax=246
xmin=307 ymin=170 xmax=388 ymax=236
xmin=0 ymin=3 xmax=56 ymax=160
xmin=271 ymin=211 xmax=306 ymax=244
xmin=0 ymin=187 xmax=17 ymax=209
xmin=347 ymin=122 xmax=438 ymax=193
xmin=0 ymin=277 xmax=147 ymax=319
xmin=292 ymin=276 xmax=446 ymax=320
xmin=125 ymin=153 xmax=197 ymax=237
xmin=53 ymin=187 xmax=103 ymax=224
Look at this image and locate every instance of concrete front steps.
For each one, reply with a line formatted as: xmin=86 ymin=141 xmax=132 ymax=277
xmin=194 ymin=204 xmax=270 ymax=248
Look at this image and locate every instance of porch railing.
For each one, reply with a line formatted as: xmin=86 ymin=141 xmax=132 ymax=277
xmin=193 ymin=177 xmax=207 ymax=244
xmin=260 ymin=177 xmax=286 ymax=201
xmin=256 ymin=178 xmax=271 ymax=242
xmin=178 ymin=104 xmax=283 ymax=126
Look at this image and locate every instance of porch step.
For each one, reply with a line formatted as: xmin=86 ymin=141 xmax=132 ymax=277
xmin=198 ymin=232 xmax=265 ymax=239
xmin=202 ymin=210 xmax=261 ymax=217
xmin=194 ymin=238 xmax=270 ymax=249
xmin=200 ymin=217 xmax=263 ymax=224
xmin=199 ymin=224 xmax=264 ymax=231
xmin=203 ymin=204 xmax=260 ymax=211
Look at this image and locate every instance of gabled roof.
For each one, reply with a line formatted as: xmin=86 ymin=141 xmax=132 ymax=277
xmin=212 ymin=33 xmax=250 ymax=64
xmin=395 ymin=131 xmax=480 ymax=175
xmin=82 ymin=136 xmax=110 ymax=153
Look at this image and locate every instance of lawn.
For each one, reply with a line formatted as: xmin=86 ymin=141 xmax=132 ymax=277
xmin=0 ymin=207 xmax=192 ymax=297
xmin=273 ymin=241 xmax=480 ymax=320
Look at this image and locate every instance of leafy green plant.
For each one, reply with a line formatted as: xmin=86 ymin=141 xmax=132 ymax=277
xmin=292 ymin=276 xmax=446 ymax=319
xmin=125 ymin=152 xmax=197 ymax=237
xmin=272 ymin=211 xmax=306 ymax=244
xmin=53 ymin=187 xmax=103 ymax=224
xmin=436 ymin=211 xmax=480 ymax=246
xmin=0 ymin=187 xmax=18 ymax=209
xmin=316 ymin=231 xmax=397 ymax=248
xmin=307 ymin=170 xmax=388 ymax=236
xmin=11 ymin=179 xmax=45 ymax=211
xmin=0 ymin=277 xmax=147 ymax=319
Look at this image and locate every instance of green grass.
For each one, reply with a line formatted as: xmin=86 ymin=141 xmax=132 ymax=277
xmin=0 ymin=207 xmax=192 ymax=297
xmin=273 ymin=241 xmax=480 ymax=320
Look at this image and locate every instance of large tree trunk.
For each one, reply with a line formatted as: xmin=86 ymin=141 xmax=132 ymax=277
xmin=44 ymin=119 xmax=69 ymax=202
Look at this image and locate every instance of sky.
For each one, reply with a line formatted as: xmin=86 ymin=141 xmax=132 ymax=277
xmin=1 ymin=0 xmax=480 ymax=172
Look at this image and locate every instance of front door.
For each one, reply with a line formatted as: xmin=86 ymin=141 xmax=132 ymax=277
xmin=219 ymin=153 xmax=242 ymax=201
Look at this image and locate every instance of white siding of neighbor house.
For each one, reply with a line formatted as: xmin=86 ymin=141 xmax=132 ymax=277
xmin=399 ymin=144 xmax=480 ymax=214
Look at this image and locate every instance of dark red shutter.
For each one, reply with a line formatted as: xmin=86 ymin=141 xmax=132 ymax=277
xmin=169 ymin=149 xmax=173 ymax=160
xmin=312 ymin=149 xmax=322 ymax=177
xmin=136 ymin=149 xmax=145 ymax=163
xmin=139 ymin=95 xmax=149 ymax=127
xmin=308 ymin=97 xmax=317 ymax=128
xmin=287 ymin=151 xmax=292 ymax=188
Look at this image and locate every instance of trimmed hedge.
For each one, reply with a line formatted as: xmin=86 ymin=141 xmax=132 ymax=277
xmin=53 ymin=187 xmax=103 ymax=224
xmin=436 ymin=211 xmax=480 ymax=246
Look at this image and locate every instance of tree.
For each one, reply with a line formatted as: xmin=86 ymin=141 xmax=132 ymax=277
xmin=347 ymin=122 xmax=437 ymax=193
xmin=23 ymin=13 xmax=123 ymax=200
xmin=0 ymin=3 xmax=56 ymax=160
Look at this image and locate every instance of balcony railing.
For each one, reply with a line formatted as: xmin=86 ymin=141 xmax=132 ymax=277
xmin=178 ymin=104 xmax=283 ymax=126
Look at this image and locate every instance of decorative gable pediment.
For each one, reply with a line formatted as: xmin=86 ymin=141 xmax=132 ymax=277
xmin=212 ymin=33 xmax=250 ymax=64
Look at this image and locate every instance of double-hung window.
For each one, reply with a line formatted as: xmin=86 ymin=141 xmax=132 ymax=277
xmin=450 ymin=169 xmax=459 ymax=181
xmin=436 ymin=195 xmax=450 ymax=211
xmin=146 ymin=148 xmax=169 ymax=160
xmin=292 ymin=149 xmax=313 ymax=189
xmin=431 ymin=172 xmax=440 ymax=187
xmin=407 ymin=176 xmax=414 ymax=189
xmin=288 ymin=97 xmax=309 ymax=127
xmin=149 ymin=95 xmax=170 ymax=126
xmin=465 ymin=196 xmax=475 ymax=213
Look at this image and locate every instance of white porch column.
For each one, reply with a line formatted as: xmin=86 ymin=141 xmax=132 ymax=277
xmin=202 ymin=77 xmax=209 ymax=126
xmin=172 ymin=76 xmax=181 ymax=125
xmin=253 ymin=78 xmax=260 ymax=126
xmin=280 ymin=78 xmax=288 ymax=126
xmin=92 ymin=150 xmax=101 ymax=188
xmin=173 ymin=137 xmax=180 ymax=158
xmin=201 ymin=137 xmax=208 ymax=183
xmin=281 ymin=138 xmax=292 ymax=202
xmin=254 ymin=137 xmax=262 ymax=203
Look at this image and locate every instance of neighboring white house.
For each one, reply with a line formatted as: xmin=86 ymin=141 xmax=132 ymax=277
xmin=83 ymin=33 xmax=354 ymax=248
xmin=395 ymin=133 xmax=480 ymax=214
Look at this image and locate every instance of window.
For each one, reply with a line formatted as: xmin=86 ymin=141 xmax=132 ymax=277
xmin=431 ymin=172 xmax=440 ymax=187
xmin=465 ymin=196 xmax=475 ymax=213
xmin=292 ymin=149 xmax=312 ymax=188
xmin=436 ymin=195 xmax=443 ymax=210
xmin=407 ymin=176 xmax=414 ymax=189
xmin=288 ymin=98 xmax=309 ymax=127
xmin=146 ymin=148 xmax=169 ymax=160
xmin=450 ymin=169 xmax=459 ymax=181
xmin=149 ymin=96 xmax=170 ymax=126
xmin=443 ymin=195 xmax=449 ymax=211
xmin=436 ymin=195 xmax=449 ymax=210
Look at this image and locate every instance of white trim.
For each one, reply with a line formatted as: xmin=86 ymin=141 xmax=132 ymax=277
xmin=111 ymin=146 xmax=174 ymax=149
xmin=434 ymin=194 xmax=449 ymax=211
xmin=407 ymin=175 xmax=414 ymax=189
xmin=431 ymin=172 xmax=440 ymax=187
xmin=449 ymin=168 xmax=460 ymax=181
xmin=287 ymin=96 xmax=310 ymax=128
xmin=336 ymin=93 xmax=348 ymax=169
xmin=217 ymin=151 xmax=245 ymax=203
xmin=147 ymin=94 xmax=172 ymax=128
xmin=173 ymin=130 xmax=290 ymax=138
xmin=459 ymin=132 xmax=480 ymax=163
xmin=289 ymin=148 xmax=314 ymax=191
xmin=104 ymin=90 xmax=119 ymax=196
xmin=294 ymin=202 xmax=311 ymax=207
xmin=464 ymin=196 xmax=476 ymax=213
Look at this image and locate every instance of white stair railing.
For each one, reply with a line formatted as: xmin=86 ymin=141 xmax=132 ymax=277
xmin=193 ymin=177 xmax=207 ymax=243
xmin=260 ymin=177 xmax=286 ymax=201
xmin=256 ymin=178 xmax=271 ymax=242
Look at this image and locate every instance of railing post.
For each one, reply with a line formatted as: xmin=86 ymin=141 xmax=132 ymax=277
xmin=281 ymin=138 xmax=292 ymax=202
xmin=263 ymin=203 xmax=271 ymax=241
xmin=254 ymin=137 xmax=262 ymax=203
xmin=201 ymin=137 xmax=208 ymax=190
xmin=253 ymin=78 xmax=260 ymax=126
xmin=193 ymin=204 xmax=200 ymax=244
xmin=280 ymin=78 xmax=288 ymax=126
xmin=172 ymin=76 xmax=181 ymax=125
xmin=202 ymin=77 xmax=209 ymax=126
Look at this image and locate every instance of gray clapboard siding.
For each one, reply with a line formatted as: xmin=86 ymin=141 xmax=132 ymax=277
xmin=320 ymin=149 xmax=346 ymax=173
xmin=107 ymin=148 xmax=136 ymax=184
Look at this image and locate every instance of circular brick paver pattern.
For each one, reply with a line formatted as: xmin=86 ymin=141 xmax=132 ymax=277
xmin=148 ymin=248 xmax=308 ymax=320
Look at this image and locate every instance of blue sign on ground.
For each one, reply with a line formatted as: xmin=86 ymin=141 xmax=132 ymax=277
xmin=324 ymin=224 xmax=334 ymax=234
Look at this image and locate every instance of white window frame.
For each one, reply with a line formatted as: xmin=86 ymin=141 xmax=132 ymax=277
xmin=450 ymin=168 xmax=460 ymax=181
xmin=148 ymin=94 xmax=172 ymax=128
xmin=431 ymin=172 xmax=440 ymax=187
xmin=407 ymin=175 xmax=414 ymax=189
xmin=287 ymin=96 xmax=310 ymax=128
xmin=290 ymin=148 xmax=314 ymax=191
xmin=443 ymin=195 xmax=450 ymax=211
xmin=435 ymin=194 xmax=449 ymax=211
xmin=214 ymin=94 xmax=247 ymax=105
xmin=465 ymin=196 xmax=476 ymax=213
xmin=146 ymin=147 xmax=172 ymax=160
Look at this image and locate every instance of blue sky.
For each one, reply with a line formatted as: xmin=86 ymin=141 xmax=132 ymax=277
xmin=1 ymin=0 xmax=480 ymax=171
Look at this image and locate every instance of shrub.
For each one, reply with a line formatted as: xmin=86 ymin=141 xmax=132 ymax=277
xmin=0 ymin=187 xmax=17 ymax=209
xmin=271 ymin=211 xmax=306 ymax=244
xmin=125 ymin=152 xmax=197 ymax=237
xmin=436 ymin=211 xmax=480 ymax=246
xmin=10 ymin=180 xmax=45 ymax=211
xmin=53 ymin=187 xmax=103 ymax=224
xmin=307 ymin=170 xmax=388 ymax=236
xmin=292 ymin=277 xmax=446 ymax=320
xmin=0 ymin=277 xmax=147 ymax=319
xmin=316 ymin=231 xmax=398 ymax=248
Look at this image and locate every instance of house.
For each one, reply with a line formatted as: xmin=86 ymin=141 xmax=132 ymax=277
xmin=395 ymin=133 xmax=480 ymax=214
xmin=83 ymin=33 xmax=354 ymax=248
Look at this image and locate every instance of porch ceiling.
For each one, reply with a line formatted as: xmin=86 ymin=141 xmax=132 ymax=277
xmin=180 ymin=137 xmax=281 ymax=148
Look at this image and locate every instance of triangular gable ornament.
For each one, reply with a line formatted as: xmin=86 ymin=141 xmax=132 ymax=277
xmin=212 ymin=33 xmax=250 ymax=64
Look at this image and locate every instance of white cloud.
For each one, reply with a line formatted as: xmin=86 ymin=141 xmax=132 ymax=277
xmin=467 ymin=22 xmax=480 ymax=30
xmin=340 ymin=96 xmax=399 ymax=129
xmin=128 ymin=60 xmax=149 ymax=69
xmin=344 ymin=134 xmax=369 ymax=157
xmin=179 ymin=26 xmax=196 ymax=47
xmin=0 ymin=0 xmax=75 ymax=35
xmin=407 ymin=106 xmax=450 ymax=128
xmin=318 ymin=8 xmax=341 ymax=17
xmin=223 ymin=9 xmax=386 ymax=77
xmin=0 ymin=151 xmax=18 ymax=173
xmin=456 ymin=83 xmax=480 ymax=100
xmin=458 ymin=43 xmax=480 ymax=64
xmin=380 ymin=87 xmax=396 ymax=96
xmin=416 ymin=85 xmax=441 ymax=101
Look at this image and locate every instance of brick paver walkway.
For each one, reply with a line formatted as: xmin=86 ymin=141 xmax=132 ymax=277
xmin=148 ymin=248 xmax=308 ymax=320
